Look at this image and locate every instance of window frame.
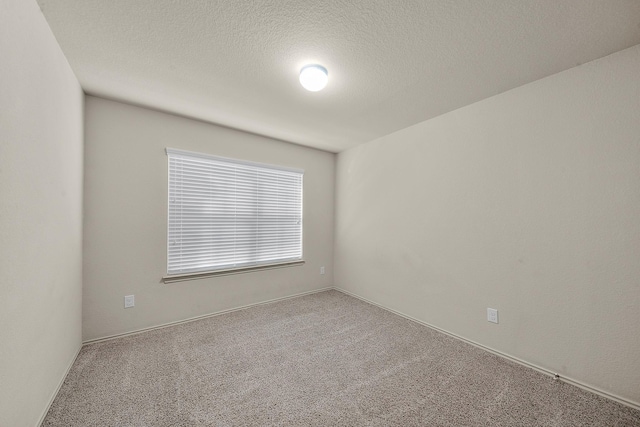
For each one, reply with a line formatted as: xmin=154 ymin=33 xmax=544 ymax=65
xmin=163 ymin=148 xmax=304 ymax=283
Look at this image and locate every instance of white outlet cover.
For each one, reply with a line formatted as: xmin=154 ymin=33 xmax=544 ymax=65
xmin=320 ymin=266 xmax=325 ymax=275
xmin=124 ymin=295 xmax=135 ymax=308
xmin=487 ymin=308 xmax=499 ymax=324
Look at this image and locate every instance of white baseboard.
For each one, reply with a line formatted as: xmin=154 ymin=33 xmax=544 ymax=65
xmin=83 ymin=286 xmax=334 ymax=345
xmin=39 ymin=287 xmax=333 ymax=426
xmin=43 ymin=285 xmax=638 ymax=424
xmin=332 ymin=286 xmax=640 ymax=411
xmin=37 ymin=344 xmax=83 ymax=427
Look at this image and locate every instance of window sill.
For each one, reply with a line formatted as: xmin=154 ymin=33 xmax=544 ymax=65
xmin=162 ymin=260 xmax=305 ymax=283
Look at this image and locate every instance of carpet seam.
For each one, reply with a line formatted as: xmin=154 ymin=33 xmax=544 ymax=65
xmin=332 ymin=286 xmax=640 ymax=412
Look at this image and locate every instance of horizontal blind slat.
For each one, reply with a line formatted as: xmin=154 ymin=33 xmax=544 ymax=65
xmin=168 ymin=149 xmax=303 ymax=275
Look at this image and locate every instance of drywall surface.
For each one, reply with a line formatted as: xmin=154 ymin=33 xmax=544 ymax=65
xmin=0 ymin=0 xmax=84 ymax=425
xmin=83 ymin=96 xmax=335 ymax=341
xmin=335 ymin=45 xmax=640 ymax=405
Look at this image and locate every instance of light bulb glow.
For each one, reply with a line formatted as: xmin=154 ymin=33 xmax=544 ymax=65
xmin=299 ymin=64 xmax=328 ymax=92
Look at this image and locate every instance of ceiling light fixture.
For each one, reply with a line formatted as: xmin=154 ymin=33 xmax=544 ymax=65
xmin=299 ymin=64 xmax=328 ymax=92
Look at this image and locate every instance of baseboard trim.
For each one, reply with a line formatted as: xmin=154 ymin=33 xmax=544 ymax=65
xmin=83 ymin=287 xmax=333 ymax=345
xmin=37 ymin=344 xmax=83 ymax=427
xmin=333 ymin=286 xmax=640 ymax=411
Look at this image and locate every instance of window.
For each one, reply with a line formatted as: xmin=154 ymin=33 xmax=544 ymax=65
xmin=166 ymin=148 xmax=303 ymax=278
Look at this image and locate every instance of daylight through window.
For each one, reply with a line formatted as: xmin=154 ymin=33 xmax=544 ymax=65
xmin=166 ymin=148 xmax=303 ymax=275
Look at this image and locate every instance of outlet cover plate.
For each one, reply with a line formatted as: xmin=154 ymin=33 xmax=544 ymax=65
xmin=487 ymin=308 xmax=498 ymax=324
xmin=124 ymin=295 xmax=135 ymax=308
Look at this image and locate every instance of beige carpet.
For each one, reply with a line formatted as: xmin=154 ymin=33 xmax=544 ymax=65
xmin=44 ymin=290 xmax=640 ymax=426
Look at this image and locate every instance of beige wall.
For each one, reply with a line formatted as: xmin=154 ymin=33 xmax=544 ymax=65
xmin=0 ymin=1 xmax=84 ymax=426
xmin=335 ymin=45 xmax=640 ymax=405
xmin=83 ymin=96 xmax=335 ymax=341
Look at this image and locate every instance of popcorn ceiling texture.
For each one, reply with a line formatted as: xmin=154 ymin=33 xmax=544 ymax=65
xmin=36 ymin=0 xmax=640 ymax=152
xmin=43 ymin=291 xmax=640 ymax=426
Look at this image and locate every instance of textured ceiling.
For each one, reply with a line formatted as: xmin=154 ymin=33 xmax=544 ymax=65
xmin=37 ymin=0 xmax=640 ymax=152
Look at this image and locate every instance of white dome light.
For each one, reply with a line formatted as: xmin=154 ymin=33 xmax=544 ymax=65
xmin=299 ymin=64 xmax=328 ymax=92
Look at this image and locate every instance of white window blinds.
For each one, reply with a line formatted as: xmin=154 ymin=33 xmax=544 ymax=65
xmin=167 ymin=148 xmax=303 ymax=275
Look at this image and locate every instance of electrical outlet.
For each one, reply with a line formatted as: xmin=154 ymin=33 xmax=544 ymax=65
xmin=124 ymin=295 xmax=135 ymax=308
xmin=487 ymin=308 xmax=498 ymax=324
xmin=320 ymin=266 xmax=325 ymax=275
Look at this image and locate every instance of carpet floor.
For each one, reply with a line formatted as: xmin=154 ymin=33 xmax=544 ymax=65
xmin=43 ymin=290 xmax=640 ymax=426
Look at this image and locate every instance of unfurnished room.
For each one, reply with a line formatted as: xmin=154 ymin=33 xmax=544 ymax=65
xmin=1 ymin=1 xmax=640 ymax=426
